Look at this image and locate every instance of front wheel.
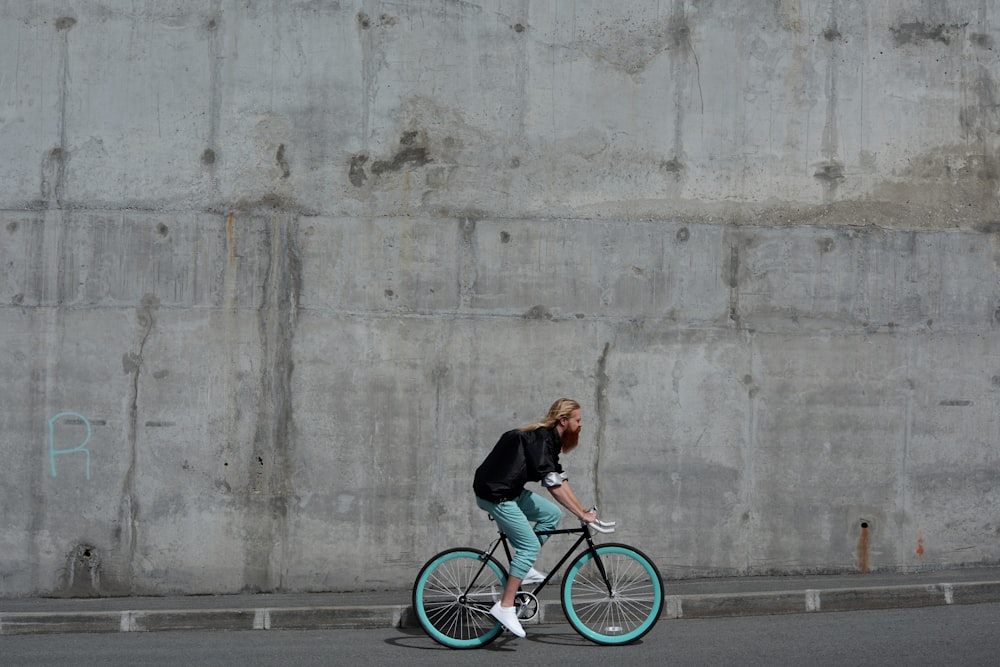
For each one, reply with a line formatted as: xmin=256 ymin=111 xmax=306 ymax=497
xmin=412 ymin=548 xmax=507 ymax=649
xmin=561 ymin=543 xmax=664 ymax=645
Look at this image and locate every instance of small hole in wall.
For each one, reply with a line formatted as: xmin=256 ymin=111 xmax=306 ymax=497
xmin=861 ymin=521 xmax=869 ymax=528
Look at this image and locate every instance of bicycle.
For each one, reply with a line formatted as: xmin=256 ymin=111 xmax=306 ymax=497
xmin=412 ymin=509 xmax=663 ymax=648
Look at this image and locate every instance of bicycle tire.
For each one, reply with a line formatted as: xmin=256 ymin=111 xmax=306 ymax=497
xmin=412 ymin=548 xmax=507 ymax=649
xmin=561 ymin=543 xmax=664 ymax=645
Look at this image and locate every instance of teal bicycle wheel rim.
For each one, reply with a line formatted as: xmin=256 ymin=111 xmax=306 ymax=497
xmin=413 ymin=549 xmax=505 ymax=648
xmin=561 ymin=544 xmax=663 ymax=644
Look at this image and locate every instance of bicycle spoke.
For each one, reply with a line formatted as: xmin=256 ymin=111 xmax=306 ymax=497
xmin=413 ymin=549 xmax=506 ymax=647
xmin=562 ymin=546 xmax=663 ymax=645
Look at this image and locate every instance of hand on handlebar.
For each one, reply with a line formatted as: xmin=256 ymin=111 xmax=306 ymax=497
xmin=582 ymin=507 xmax=617 ymax=534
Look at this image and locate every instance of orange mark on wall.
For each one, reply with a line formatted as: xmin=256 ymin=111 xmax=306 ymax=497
xmin=227 ymin=213 xmax=237 ymax=267
xmin=916 ymin=533 xmax=924 ymax=559
xmin=857 ymin=521 xmax=870 ymax=573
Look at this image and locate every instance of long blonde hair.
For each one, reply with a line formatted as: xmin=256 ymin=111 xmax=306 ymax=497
xmin=519 ymin=398 xmax=580 ymax=432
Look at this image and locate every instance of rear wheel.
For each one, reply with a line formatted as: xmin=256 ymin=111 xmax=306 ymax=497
xmin=412 ymin=548 xmax=506 ymax=648
xmin=561 ymin=543 xmax=663 ymax=645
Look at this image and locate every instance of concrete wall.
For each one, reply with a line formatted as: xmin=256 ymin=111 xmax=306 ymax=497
xmin=1 ymin=0 xmax=998 ymax=596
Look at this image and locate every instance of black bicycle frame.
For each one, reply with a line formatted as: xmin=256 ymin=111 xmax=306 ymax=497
xmin=470 ymin=524 xmax=613 ymax=598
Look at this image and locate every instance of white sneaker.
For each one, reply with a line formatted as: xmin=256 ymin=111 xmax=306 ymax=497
xmin=522 ymin=566 xmax=548 ymax=585
xmin=489 ymin=602 xmax=526 ymax=638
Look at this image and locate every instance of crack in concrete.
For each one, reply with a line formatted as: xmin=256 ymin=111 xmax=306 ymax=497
xmin=593 ymin=342 xmax=611 ymax=510
xmin=118 ymin=294 xmax=158 ymax=590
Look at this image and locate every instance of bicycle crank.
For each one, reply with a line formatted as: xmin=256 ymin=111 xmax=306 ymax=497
xmin=514 ymin=591 xmax=538 ymax=620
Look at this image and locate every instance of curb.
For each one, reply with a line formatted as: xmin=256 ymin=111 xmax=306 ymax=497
xmin=660 ymin=580 xmax=1000 ymax=619
xmin=0 ymin=605 xmax=414 ymax=636
xmin=3 ymin=581 xmax=999 ymax=635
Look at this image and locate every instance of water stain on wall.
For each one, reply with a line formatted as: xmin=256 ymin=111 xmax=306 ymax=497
xmin=242 ymin=212 xmax=301 ymax=592
xmin=890 ymin=22 xmax=968 ymax=46
xmin=349 ymin=131 xmax=432 ymax=188
xmin=960 ymin=69 xmax=1000 ymax=140
xmin=370 ymin=131 xmax=431 ymax=176
xmin=349 ymin=154 xmax=368 ymax=186
xmin=970 ymin=32 xmax=996 ymax=50
xmin=276 ymin=144 xmax=290 ymax=178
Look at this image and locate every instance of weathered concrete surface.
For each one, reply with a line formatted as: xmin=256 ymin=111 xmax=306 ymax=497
xmin=1 ymin=1 xmax=999 ymax=596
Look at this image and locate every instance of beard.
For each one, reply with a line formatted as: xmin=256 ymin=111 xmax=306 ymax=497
xmin=560 ymin=426 xmax=580 ymax=453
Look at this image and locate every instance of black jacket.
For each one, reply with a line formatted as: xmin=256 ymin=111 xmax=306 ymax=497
xmin=473 ymin=427 xmax=564 ymax=503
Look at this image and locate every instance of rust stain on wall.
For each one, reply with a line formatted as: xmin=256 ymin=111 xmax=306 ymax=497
xmin=857 ymin=521 xmax=871 ymax=573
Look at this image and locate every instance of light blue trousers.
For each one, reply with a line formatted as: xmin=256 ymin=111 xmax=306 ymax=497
xmin=476 ymin=489 xmax=562 ymax=579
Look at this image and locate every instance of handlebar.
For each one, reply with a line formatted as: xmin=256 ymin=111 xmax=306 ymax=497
xmin=584 ymin=507 xmax=617 ymax=534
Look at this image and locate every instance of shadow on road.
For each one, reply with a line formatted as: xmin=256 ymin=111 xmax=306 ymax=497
xmin=386 ymin=626 xmax=630 ymax=651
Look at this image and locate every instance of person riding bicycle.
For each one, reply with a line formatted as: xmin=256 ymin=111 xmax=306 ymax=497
xmin=473 ymin=398 xmax=598 ymax=638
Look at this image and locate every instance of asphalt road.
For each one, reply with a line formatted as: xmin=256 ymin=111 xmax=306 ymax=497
xmin=6 ymin=603 xmax=1000 ymax=666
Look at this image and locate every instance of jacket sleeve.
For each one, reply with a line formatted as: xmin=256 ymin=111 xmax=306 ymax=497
xmin=542 ymin=470 xmax=569 ymax=487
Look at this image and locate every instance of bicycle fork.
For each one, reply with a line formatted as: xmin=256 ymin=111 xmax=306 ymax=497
xmin=586 ymin=536 xmax=615 ymax=597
